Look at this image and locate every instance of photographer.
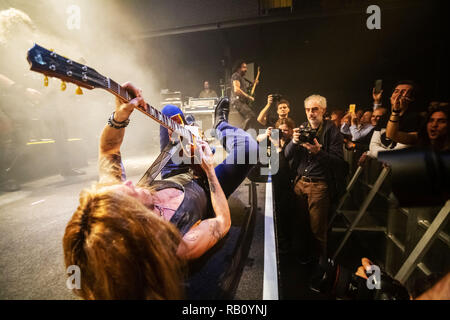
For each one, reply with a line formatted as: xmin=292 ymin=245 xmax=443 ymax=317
xmin=257 ymin=94 xmax=291 ymax=127
xmin=257 ymin=118 xmax=296 ymax=255
xmin=355 ymin=258 xmax=450 ymax=300
xmin=311 ymin=256 xmax=447 ymax=300
xmin=285 ymin=95 xmax=345 ymax=261
xmin=256 ymin=118 xmax=295 ymax=153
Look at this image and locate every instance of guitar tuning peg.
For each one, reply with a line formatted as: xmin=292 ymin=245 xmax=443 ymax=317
xmin=75 ymin=86 xmax=83 ymax=95
xmin=61 ymin=81 xmax=67 ymax=91
xmin=44 ymin=75 xmax=49 ymax=87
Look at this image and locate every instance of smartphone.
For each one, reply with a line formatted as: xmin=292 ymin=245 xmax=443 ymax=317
xmin=348 ymin=104 xmax=356 ymax=114
xmin=374 ymin=79 xmax=383 ymax=94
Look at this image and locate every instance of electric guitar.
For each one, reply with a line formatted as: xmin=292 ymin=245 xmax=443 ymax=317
xmin=249 ymin=66 xmax=261 ymax=98
xmin=26 ymin=43 xmax=202 ymax=160
xmin=246 ymin=66 xmax=261 ymax=109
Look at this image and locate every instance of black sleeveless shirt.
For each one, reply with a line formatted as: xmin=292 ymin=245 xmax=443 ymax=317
xmin=147 ymin=173 xmax=213 ymax=236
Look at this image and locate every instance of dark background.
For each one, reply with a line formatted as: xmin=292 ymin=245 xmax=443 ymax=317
xmin=130 ymin=0 xmax=448 ymax=125
xmin=1 ymin=0 xmax=447 ymax=126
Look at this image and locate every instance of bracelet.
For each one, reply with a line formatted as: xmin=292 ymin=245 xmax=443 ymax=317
xmin=107 ymin=112 xmax=130 ymax=129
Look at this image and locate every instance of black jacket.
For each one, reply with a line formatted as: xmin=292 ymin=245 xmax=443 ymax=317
xmin=285 ymin=120 xmax=347 ymax=202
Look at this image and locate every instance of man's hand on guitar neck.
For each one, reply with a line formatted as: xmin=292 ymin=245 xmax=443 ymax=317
xmin=114 ymin=82 xmax=147 ymax=122
xmin=100 ymin=82 xmax=146 ymax=156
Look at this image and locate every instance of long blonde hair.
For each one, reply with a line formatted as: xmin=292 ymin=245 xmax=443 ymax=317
xmin=63 ymin=183 xmax=185 ymax=300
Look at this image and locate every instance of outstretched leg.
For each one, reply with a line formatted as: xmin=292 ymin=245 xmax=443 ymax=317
xmin=213 ymin=122 xmax=258 ymax=198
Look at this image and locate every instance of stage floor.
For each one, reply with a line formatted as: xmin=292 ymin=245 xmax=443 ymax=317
xmin=0 ymin=154 xmax=271 ymax=300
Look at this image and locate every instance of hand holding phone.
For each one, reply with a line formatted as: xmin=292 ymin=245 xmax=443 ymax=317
xmin=348 ymin=104 xmax=356 ymax=114
xmin=373 ymin=79 xmax=383 ymax=104
xmin=374 ymin=79 xmax=383 ymax=94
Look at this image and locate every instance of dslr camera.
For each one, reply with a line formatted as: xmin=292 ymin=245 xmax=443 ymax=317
xmin=298 ymin=124 xmax=317 ymax=144
xmin=270 ymin=128 xmax=287 ymax=141
xmin=271 ymin=93 xmax=282 ymax=103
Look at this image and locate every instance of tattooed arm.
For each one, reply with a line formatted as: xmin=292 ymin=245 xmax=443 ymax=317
xmin=177 ymin=141 xmax=231 ymax=260
xmin=98 ymin=82 xmax=146 ymax=183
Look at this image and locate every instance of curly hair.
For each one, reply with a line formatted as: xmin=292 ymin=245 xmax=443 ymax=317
xmin=275 ymin=117 xmax=295 ymax=130
xmin=63 ymin=183 xmax=185 ymax=300
xmin=232 ymin=59 xmax=246 ymax=73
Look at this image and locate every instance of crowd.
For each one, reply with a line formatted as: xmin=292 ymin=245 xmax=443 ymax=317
xmin=254 ymin=81 xmax=449 ymax=298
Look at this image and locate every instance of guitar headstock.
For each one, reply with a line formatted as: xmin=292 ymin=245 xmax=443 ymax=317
xmin=26 ymin=43 xmax=108 ymax=90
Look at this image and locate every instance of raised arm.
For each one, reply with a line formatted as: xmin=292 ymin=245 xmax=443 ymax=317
xmin=177 ymin=141 xmax=231 ymax=260
xmin=385 ymin=94 xmax=418 ymax=145
xmin=257 ymin=95 xmax=273 ymax=126
xmin=372 ymin=87 xmax=383 ymax=110
xmin=98 ymin=82 xmax=146 ymax=183
xmin=385 ymin=113 xmax=418 ymax=145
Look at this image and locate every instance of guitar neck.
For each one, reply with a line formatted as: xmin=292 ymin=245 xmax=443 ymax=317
xmin=106 ymin=78 xmax=193 ymax=142
xmin=25 ymin=44 xmax=193 ymax=143
xmin=250 ymin=70 xmax=260 ymax=96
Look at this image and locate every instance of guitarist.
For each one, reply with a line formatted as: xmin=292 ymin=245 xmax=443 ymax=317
xmin=230 ymin=60 xmax=259 ymax=130
xmin=63 ymin=83 xmax=258 ymax=299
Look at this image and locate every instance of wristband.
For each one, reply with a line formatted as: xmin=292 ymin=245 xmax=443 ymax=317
xmin=108 ymin=112 xmax=130 ymax=129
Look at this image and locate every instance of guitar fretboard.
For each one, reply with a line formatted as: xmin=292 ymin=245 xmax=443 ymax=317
xmin=107 ymin=78 xmax=193 ymax=143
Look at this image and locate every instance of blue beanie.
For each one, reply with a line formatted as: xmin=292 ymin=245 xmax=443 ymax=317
xmin=162 ymin=104 xmax=184 ymax=118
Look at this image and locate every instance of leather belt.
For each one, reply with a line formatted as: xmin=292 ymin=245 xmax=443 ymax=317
xmin=300 ymin=176 xmax=326 ymax=183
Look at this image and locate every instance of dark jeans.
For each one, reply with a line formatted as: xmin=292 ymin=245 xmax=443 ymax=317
xmin=231 ymin=100 xmax=256 ymax=120
xmin=160 ymin=112 xmax=258 ymax=198
xmin=231 ymin=100 xmax=259 ymax=130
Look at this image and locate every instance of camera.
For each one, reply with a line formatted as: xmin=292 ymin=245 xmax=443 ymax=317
xmin=270 ymin=128 xmax=286 ymax=141
xmin=271 ymin=93 xmax=282 ymax=102
xmin=298 ymin=124 xmax=317 ymax=144
xmin=310 ymin=258 xmax=410 ymax=300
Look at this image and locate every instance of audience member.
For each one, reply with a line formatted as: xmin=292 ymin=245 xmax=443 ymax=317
xmin=285 ymin=95 xmax=345 ymax=262
xmin=385 ymin=80 xmax=422 ymax=140
xmin=257 ymin=117 xmax=296 ymax=255
xmin=386 ymin=106 xmax=449 ymax=151
xmin=341 ymin=109 xmax=374 ymax=142
xmin=330 ymin=109 xmax=345 ymax=128
xmin=257 ymin=95 xmax=291 ymax=127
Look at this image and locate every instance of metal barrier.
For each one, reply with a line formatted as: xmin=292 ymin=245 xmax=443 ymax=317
xmin=330 ymin=151 xmax=450 ymax=285
xmin=331 ymin=164 xmax=391 ymax=260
